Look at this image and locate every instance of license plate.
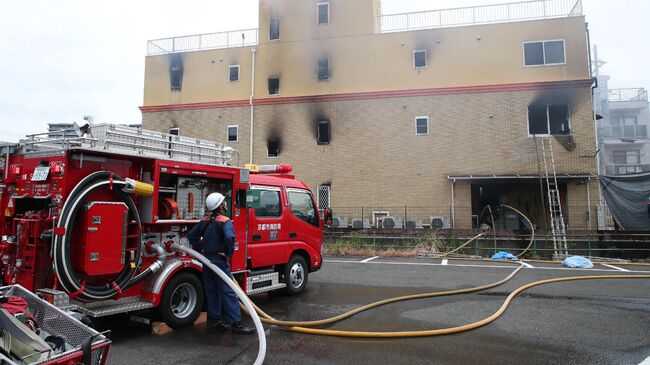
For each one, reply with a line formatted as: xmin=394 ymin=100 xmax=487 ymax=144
xmin=32 ymin=166 xmax=50 ymax=181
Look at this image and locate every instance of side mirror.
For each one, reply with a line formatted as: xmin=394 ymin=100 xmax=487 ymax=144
xmin=324 ymin=207 xmax=333 ymax=226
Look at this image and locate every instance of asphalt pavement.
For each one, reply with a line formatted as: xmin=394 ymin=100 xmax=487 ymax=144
xmin=104 ymin=256 xmax=650 ymax=365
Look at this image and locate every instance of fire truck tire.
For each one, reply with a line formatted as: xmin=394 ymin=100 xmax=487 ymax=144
xmin=157 ymin=272 xmax=204 ymax=329
xmin=284 ymin=255 xmax=308 ymax=295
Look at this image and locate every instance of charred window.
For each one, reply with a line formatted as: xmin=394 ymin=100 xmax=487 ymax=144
xmin=528 ymin=104 xmax=571 ymax=136
xmin=317 ymin=120 xmax=330 ymax=144
xmin=414 ymin=50 xmax=427 ymax=68
xmin=227 ymin=125 xmax=238 ymax=142
xmin=524 ymin=40 xmax=565 ymax=66
xmin=267 ymin=139 xmax=279 ymax=158
xmin=318 ymin=58 xmax=330 ymax=80
xmin=229 ymin=65 xmax=240 ymax=82
xmin=170 ymin=54 xmax=183 ymax=91
xmin=268 ymin=77 xmax=280 ymax=95
xmin=269 ymin=19 xmax=280 ymax=40
xmin=317 ymin=2 xmax=329 ymax=25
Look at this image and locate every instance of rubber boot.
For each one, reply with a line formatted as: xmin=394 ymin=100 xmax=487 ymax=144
xmin=207 ymin=318 xmax=230 ymax=333
xmin=231 ymin=322 xmax=255 ymax=335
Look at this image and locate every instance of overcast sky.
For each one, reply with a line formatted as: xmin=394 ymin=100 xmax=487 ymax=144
xmin=0 ymin=0 xmax=647 ymax=141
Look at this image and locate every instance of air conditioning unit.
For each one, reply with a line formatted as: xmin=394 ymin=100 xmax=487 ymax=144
xmin=503 ymin=213 xmax=519 ymax=229
xmin=329 ymin=217 xmax=348 ymax=228
xmin=351 ymin=219 xmax=371 ymax=229
xmin=429 ymin=216 xmax=451 ymax=229
xmin=405 ymin=220 xmax=423 ymax=229
xmin=381 ymin=216 xmax=403 ymax=229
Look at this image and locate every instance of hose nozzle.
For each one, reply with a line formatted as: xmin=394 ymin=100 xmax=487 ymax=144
xmin=123 ymin=178 xmax=154 ymax=197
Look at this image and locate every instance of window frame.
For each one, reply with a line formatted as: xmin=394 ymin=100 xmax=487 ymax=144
xmin=228 ymin=65 xmax=240 ymax=83
xmin=317 ymin=185 xmax=331 ymax=211
xmin=268 ymin=77 xmax=280 ymax=96
xmin=269 ymin=18 xmax=280 ymax=41
xmin=415 ymin=116 xmax=429 ymax=136
xmin=317 ymin=120 xmax=330 ymax=144
xmin=267 ymin=139 xmax=279 ymax=158
xmin=413 ymin=49 xmax=427 ymax=69
xmin=227 ymin=125 xmax=238 ymax=143
xmin=318 ymin=57 xmax=330 ymax=81
xmin=527 ymin=104 xmax=571 ymax=137
xmin=523 ymin=39 xmax=566 ymax=67
xmin=317 ymin=2 xmax=330 ymax=25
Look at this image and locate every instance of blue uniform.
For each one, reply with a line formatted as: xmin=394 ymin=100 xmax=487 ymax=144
xmin=188 ymin=215 xmax=241 ymax=324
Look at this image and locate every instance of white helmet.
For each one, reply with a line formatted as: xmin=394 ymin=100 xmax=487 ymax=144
xmin=205 ymin=192 xmax=226 ymax=211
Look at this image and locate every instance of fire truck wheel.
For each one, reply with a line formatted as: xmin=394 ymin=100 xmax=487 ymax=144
xmin=158 ymin=272 xmax=204 ymax=329
xmin=284 ymin=255 xmax=308 ymax=295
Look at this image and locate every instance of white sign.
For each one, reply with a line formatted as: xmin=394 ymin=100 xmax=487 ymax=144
xmin=257 ymin=223 xmax=281 ymax=231
xmin=31 ymin=166 xmax=50 ymax=182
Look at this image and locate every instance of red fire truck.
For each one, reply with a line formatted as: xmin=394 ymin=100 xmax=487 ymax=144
xmin=0 ymin=123 xmax=330 ymax=328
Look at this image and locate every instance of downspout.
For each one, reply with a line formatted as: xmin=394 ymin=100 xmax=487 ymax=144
xmin=249 ymin=48 xmax=256 ymax=164
xmin=451 ymin=179 xmax=456 ymax=229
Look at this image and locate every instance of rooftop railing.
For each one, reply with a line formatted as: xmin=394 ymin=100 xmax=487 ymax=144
xmin=608 ymin=88 xmax=649 ymax=102
xmin=147 ymin=28 xmax=258 ymax=56
xmin=377 ymin=0 xmax=583 ymax=33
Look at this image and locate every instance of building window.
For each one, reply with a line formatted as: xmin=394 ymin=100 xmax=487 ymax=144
xmin=227 ymin=125 xmax=238 ymax=142
xmin=268 ymin=77 xmax=280 ymax=95
xmin=528 ymin=104 xmax=570 ymax=136
xmin=317 ymin=120 xmax=330 ymax=144
xmin=269 ymin=19 xmax=280 ymax=40
xmin=608 ymin=115 xmax=647 ymax=138
xmin=613 ymin=150 xmax=641 ymax=165
xmin=229 ymin=65 xmax=240 ymax=82
xmin=318 ymin=58 xmax=330 ymax=80
xmin=267 ymin=139 xmax=279 ymax=158
xmin=524 ymin=40 xmax=565 ymax=66
xmin=169 ymin=54 xmax=183 ymax=91
xmin=317 ymin=185 xmax=331 ymax=211
xmin=413 ymin=50 xmax=427 ymax=68
xmin=415 ymin=116 xmax=429 ymax=135
xmin=317 ymin=2 xmax=329 ymax=25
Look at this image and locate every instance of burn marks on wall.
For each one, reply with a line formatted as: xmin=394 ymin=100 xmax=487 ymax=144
xmin=527 ymin=89 xmax=576 ymax=136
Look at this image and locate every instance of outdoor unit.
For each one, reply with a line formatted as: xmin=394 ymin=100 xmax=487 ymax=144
xmin=429 ymin=216 xmax=451 ymax=229
xmin=405 ymin=220 xmax=424 ymax=229
xmin=351 ymin=219 xmax=371 ymax=229
xmin=381 ymin=216 xmax=403 ymax=229
xmin=329 ymin=217 xmax=348 ymax=228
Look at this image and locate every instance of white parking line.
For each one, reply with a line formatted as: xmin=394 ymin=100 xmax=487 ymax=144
xmin=360 ymin=256 xmax=379 ymax=263
xmin=441 ymin=259 xmax=448 ymax=265
xmin=638 ymin=356 xmax=650 ymax=365
xmin=601 ymin=264 xmax=630 ymax=272
xmin=325 ymin=259 xmax=649 ymax=274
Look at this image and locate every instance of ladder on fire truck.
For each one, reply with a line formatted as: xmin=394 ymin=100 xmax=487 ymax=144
xmin=538 ymin=137 xmax=569 ymax=259
xmin=17 ymin=123 xmax=237 ymax=167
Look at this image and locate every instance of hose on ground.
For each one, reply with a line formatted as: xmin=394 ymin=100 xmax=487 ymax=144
xmin=500 ymin=204 xmax=535 ymax=258
xmin=171 ymin=244 xmax=266 ymax=365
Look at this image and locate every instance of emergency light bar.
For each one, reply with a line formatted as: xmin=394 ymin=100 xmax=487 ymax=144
xmin=245 ymin=164 xmax=292 ymax=174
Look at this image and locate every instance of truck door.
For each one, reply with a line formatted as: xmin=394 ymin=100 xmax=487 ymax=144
xmin=247 ymin=186 xmax=288 ymax=267
xmin=286 ymin=188 xmax=322 ymax=257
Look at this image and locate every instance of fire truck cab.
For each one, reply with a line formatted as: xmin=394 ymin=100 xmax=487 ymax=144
xmin=0 ymin=124 xmax=330 ymax=328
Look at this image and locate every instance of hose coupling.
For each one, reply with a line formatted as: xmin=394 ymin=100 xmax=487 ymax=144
xmin=123 ymin=178 xmax=154 ymax=197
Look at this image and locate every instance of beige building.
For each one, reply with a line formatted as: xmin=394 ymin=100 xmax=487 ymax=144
xmin=141 ymin=0 xmax=599 ymax=230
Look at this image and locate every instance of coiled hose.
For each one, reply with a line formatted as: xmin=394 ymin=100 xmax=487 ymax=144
xmin=53 ymin=171 xmax=144 ymax=301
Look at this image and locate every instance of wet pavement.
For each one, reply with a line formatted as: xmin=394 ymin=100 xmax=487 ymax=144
xmin=103 ymin=256 xmax=650 ymax=364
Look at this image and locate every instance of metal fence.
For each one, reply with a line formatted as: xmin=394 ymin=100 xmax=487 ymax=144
xmin=147 ymin=28 xmax=259 ymax=55
xmin=377 ymin=0 xmax=583 ymax=33
xmin=608 ymin=88 xmax=648 ymax=102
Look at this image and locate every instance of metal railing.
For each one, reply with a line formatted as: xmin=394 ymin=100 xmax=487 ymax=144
xmin=608 ymin=88 xmax=648 ymax=102
xmin=610 ymin=163 xmax=650 ymax=175
xmin=598 ymin=124 xmax=648 ymax=139
xmin=147 ymin=28 xmax=259 ymax=55
xmin=377 ymin=0 xmax=583 ymax=33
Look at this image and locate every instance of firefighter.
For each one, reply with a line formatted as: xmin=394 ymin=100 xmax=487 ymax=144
xmin=188 ymin=192 xmax=254 ymax=335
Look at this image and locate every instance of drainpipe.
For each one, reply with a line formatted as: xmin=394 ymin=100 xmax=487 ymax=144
xmin=451 ymin=179 xmax=456 ymax=229
xmin=249 ymin=48 xmax=256 ymax=164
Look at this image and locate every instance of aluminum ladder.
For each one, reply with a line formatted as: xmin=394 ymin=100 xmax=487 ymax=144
xmin=539 ymin=137 xmax=568 ymax=259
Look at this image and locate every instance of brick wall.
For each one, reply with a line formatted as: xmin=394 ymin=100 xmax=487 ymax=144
xmin=143 ymin=85 xmax=597 ymax=229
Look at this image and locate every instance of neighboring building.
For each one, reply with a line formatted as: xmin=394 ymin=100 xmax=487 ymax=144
xmin=594 ymin=78 xmax=649 ymax=176
xmin=141 ymin=0 xmax=599 ymax=230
